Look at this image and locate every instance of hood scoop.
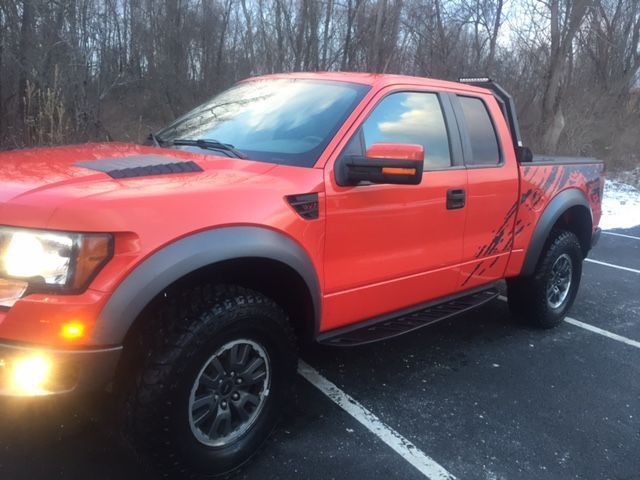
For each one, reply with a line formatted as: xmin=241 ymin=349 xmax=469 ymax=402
xmin=75 ymin=154 xmax=203 ymax=179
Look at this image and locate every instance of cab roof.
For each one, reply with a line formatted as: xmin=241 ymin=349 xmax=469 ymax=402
xmin=245 ymin=71 xmax=491 ymax=95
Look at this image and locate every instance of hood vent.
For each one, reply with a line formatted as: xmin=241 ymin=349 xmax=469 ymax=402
xmin=75 ymin=154 xmax=203 ymax=179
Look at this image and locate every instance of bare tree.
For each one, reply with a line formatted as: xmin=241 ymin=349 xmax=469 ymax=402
xmin=0 ymin=0 xmax=637 ymax=171
xmin=539 ymin=0 xmax=591 ymax=151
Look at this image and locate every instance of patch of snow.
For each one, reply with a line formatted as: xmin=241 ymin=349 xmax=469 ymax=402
xmin=614 ymin=166 xmax=640 ymax=189
xmin=600 ymin=179 xmax=640 ymax=230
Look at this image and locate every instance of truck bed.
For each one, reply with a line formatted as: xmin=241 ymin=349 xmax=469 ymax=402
xmin=531 ymin=155 xmax=603 ymax=166
xmin=510 ymin=158 xmax=604 ymax=265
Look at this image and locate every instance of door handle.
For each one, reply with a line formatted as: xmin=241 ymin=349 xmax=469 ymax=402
xmin=446 ymin=188 xmax=466 ymax=210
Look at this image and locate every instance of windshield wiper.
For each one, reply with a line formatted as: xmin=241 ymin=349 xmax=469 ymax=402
xmin=171 ymin=139 xmax=247 ymax=159
xmin=145 ymin=132 xmax=166 ymax=147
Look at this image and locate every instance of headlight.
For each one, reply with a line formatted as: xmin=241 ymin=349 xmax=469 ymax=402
xmin=4 ymin=230 xmax=74 ymax=284
xmin=0 ymin=227 xmax=112 ymax=307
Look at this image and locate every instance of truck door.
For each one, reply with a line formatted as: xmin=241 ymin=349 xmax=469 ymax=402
xmin=322 ymin=87 xmax=468 ymax=332
xmin=450 ymin=93 xmax=519 ymax=290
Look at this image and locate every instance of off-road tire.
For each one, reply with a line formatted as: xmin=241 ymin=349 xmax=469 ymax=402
xmin=122 ymin=284 xmax=297 ymax=479
xmin=507 ymin=230 xmax=583 ymax=328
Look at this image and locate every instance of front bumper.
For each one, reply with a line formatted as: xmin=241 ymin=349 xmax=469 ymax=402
xmin=0 ymin=341 xmax=121 ymax=397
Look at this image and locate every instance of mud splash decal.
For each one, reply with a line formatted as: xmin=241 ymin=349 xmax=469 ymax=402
xmin=516 ymin=163 xmax=603 ymax=241
xmin=462 ymin=162 xmax=604 ymax=286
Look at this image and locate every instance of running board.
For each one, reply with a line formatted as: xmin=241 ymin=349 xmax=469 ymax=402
xmin=317 ymin=286 xmax=499 ymax=347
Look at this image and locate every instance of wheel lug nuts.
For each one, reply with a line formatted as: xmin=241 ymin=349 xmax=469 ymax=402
xmin=221 ymin=401 xmax=227 ymax=408
xmin=232 ymin=392 xmax=240 ymax=400
xmin=236 ymin=378 xmax=243 ymax=384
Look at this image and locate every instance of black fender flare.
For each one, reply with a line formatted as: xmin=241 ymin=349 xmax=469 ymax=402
xmin=90 ymin=226 xmax=321 ymax=345
xmin=521 ymin=188 xmax=592 ymax=276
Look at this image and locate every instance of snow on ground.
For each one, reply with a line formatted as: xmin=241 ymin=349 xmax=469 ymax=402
xmin=600 ymin=179 xmax=640 ymax=230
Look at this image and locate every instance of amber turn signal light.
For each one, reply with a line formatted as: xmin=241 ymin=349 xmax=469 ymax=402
xmin=60 ymin=321 xmax=86 ymax=341
xmin=382 ymin=167 xmax=417 ymax=176
xmin=72 ymin=235 xmax=112 ymax=290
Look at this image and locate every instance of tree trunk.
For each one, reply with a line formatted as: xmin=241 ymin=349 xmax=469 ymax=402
xmin=240 ymin=0 xmax=255 ymax=72
xmin=294 ymin=0 xmax=308 ymax=71
xmin=540 ymin=0 xmax=590 ymax=152
xmin=18 ymin=0 xmax=34 ymax=140
xmin=342 ymin=0 xmax=355 ymax=70
xmin=487 ymin=0 xmax=504 ymax=71
xmin=373 ymin=0 xmax=387 ymax=72
xmin=321 ymin=0 xmax=334 ymax=70
xmin=0 ymin=6 xmax=4 ymax=141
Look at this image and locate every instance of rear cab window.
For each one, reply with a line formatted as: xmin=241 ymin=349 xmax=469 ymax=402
xmin=456 ymin=96 xmax=501 ymax=166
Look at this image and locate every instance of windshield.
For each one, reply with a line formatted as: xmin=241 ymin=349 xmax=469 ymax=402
xmin=157 ymin=79 xmax=370 ymax=167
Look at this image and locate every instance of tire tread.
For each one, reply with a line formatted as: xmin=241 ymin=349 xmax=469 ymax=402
xmin=121 ymin=284 xmax=296 ymax=479
xmin=507 ymin=230 xmax=582 ymax=328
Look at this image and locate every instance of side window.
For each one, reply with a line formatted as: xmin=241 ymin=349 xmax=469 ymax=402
xmin=360 ymin=92 xmax=452 ymax=170
xmin=457 ymin=96 xmax=500 ymax=166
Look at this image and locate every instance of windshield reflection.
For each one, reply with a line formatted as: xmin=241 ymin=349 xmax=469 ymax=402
xmin=158 ymin=79 xmax=369 ymax=167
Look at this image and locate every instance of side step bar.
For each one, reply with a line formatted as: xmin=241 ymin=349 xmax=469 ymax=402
xmin=317 ymin=285 xmax=499 ymax=347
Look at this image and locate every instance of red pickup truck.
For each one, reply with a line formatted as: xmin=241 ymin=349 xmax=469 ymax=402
xmin=0 ymin=73 xmax=603 ymax=477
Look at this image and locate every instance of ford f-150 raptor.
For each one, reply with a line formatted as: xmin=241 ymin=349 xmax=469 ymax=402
xmin=0 ymin=73 xmax=603 ymax=478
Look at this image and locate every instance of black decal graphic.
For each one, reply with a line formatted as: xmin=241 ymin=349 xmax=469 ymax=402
xmin=462 ymin=261 xmax=484 ymax=287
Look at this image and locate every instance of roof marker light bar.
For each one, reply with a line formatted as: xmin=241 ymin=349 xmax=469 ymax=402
xmin=457 ymin=76 xmax=527 ymax=158
xmin=458 ymin=77 xmax=492 ymax=83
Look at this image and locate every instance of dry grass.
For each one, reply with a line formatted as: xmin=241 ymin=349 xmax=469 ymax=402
xmin=22 ymin=67 xmax=69 ymax=147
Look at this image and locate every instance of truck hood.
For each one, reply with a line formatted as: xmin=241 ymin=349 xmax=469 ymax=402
xmin=0 ymin=143 xmax=317 ymax=230
xmin=0 ymin=143 xmax=276 ymax=201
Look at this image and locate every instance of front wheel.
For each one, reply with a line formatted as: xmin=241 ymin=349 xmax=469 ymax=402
xmin=507 ymin=230 xmax=583 ymax=328
xmin=123 ymin=285 xmax=297 ymax=478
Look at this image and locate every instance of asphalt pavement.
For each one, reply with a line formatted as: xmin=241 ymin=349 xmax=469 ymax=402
xmin=1 ymin=227 xmax=639 ymax=480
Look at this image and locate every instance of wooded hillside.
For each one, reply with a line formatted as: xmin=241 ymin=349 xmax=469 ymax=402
xmin=1 ymin=0 xmax=638 ymax=169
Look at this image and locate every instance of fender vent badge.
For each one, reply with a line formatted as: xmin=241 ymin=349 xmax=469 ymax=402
xmin=287 ymin=193 xmax=319 ymax=220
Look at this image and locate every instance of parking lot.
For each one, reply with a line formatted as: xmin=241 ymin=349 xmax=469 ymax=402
xmin=1 ymin=228 xmax=638 ymax=480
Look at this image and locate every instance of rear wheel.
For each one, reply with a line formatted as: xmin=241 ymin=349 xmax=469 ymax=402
xmin=123 ymin=285 xmax=297 ymax=478
xmin=507 ymin=230 xmax=583 ymax=328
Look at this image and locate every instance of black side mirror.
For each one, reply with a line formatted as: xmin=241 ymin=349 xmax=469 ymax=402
xmin=337 ymin=143 xmax=424 ymax=186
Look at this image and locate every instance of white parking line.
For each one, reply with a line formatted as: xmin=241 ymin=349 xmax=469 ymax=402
xmin=585 ymin=258 xmax=640 ymax=274
xmin=298 ymin=361 xmax=456 ymax=480
xmin=563 ymin=317 xmax=640 ymax=349
xmin=602 ymin=231 xmax=640 ymax=241
xmin=498 ymin=296 xmax=640 ymax=349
